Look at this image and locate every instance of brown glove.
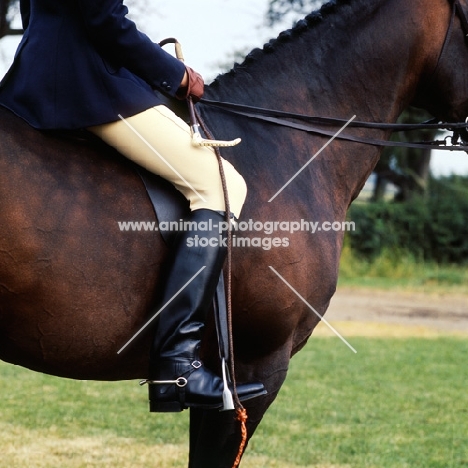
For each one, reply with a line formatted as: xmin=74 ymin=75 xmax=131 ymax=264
xmin=176 ymin=66 xmax=204 ymax=102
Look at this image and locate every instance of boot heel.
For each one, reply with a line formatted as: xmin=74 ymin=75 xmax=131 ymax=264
xmin=149 ymin=399 xmax=184 ymax=413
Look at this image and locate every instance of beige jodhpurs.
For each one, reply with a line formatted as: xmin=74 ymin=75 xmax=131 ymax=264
xmin=88 ymin=105 xmax=247 ymax=218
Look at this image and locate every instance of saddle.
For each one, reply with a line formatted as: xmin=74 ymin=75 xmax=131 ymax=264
xmin=136 ymin=90 xmax=190 ymax=245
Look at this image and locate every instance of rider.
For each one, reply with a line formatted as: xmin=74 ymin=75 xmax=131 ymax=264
xmin=0 ymin=0 xmax=265 ymax=412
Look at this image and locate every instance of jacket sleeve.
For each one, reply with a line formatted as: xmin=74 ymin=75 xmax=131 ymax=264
xmin=77 ymin=0 xmax=186 ymax=97
xmin=20 ymin=0 xmax=31 ymax=30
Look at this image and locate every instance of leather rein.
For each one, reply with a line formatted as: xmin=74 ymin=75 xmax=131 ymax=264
xmin=200 ymin=0 xmax=468 ymax=153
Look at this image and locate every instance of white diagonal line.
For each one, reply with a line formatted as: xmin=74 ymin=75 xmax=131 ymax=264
xmin=117 ymin=266 xmax=206 ymax=354
xmin=269 ymin=266 xmax=357 ymax=353
xmin=117 ymin=114 xmax=207 ymax=202
xmin=268 ymin=115 xmax=356 ymax=202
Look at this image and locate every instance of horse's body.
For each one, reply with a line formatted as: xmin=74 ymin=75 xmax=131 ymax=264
xmin=1 ymin=0 xmax=468 ymax=465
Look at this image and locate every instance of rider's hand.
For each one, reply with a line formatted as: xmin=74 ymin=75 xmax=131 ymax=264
xmin=176 ymin=66 xmax=204 ymax=102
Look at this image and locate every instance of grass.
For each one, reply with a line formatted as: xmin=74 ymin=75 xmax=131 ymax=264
xmin=250 ymin=337 xmax=468 ymax=467
xmin=338 ymin=244 xmax=468 ymax=293
xmin=1 ymin=337 xmax=467 ymax=467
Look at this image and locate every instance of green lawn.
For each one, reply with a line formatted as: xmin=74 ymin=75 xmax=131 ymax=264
xmin=1 ymin=337 xmax=467 ymax=467
xmin=338 ymin=245 xmax=468 ymax=294
xmin=250 ymin=337 xmax=468 ymax=467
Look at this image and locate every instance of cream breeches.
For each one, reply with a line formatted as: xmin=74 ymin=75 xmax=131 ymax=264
xmin=88 ymin=105 xmax=247 ymax=218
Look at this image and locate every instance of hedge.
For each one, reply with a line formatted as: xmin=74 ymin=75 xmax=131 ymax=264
xmin=347 ymin=176 xmax=468 ymax=264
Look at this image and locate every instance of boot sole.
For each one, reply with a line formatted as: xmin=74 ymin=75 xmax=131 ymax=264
xmin=149 ymin=400 xmax=223 ymax=412
xmin=149 ymin=389 xmax=268 ymax=413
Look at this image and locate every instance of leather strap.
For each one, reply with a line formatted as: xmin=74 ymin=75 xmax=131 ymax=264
xmin=201 ymin=98 xmax=468 ymax=132
xmin=201 ymin=100 xmax=468 ymax=152
xmin=214 ymin=274 xmax=230 ymax=366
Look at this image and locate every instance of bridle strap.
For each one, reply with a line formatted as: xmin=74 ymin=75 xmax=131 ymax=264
xmin=201 ymin=99 xmax=467 ymax=133
xmin=200 ymin=100 xmax=468 ymax=151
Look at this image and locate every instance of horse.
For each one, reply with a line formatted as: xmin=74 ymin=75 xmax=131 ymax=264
xmin=1 ymin=0 xmax=468 ymax=466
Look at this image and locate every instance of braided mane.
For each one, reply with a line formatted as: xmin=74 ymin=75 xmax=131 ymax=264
xmin=211 ymin=0 xmax=357 ymax=85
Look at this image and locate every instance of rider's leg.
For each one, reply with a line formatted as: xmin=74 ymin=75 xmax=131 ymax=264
xmin=88 ymin=105 xmax=246 ymax=217
xmin=147 ymin=208 xmax=266 ymax=411
xmin=88 ymin=106 xmax=266 ymax=411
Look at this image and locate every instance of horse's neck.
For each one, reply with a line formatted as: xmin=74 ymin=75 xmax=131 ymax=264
xmin=208 ymin=0 xmax=447 ymax=124
xmin=203 ymin=0 xmax=451 ymax=216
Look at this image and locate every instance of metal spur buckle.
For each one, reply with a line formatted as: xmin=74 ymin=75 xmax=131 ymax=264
xmin=139 ymin=377 xmax=188 ymax=388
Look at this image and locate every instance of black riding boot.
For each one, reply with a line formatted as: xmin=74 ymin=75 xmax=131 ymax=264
xmin=146 ymin=209 xmax=266 ymax=412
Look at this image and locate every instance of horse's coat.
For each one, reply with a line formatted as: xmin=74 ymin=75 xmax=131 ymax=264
xmin=1 ymin=1 xmax=468 ymax=466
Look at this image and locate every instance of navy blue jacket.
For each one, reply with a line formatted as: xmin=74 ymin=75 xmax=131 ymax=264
xmin=0 ymin=0 xmax=186 ymax=129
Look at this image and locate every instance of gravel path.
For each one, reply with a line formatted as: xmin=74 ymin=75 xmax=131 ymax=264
xmin=317 ymin=288 xmax=468 ymax=336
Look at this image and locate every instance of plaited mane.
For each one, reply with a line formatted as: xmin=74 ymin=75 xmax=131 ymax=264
xmin=211 ymin=0 xmax=356 ymax=85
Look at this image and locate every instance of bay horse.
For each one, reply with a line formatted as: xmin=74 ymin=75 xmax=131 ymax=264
xmin=1 ymin=0 xmax=468 ymax=466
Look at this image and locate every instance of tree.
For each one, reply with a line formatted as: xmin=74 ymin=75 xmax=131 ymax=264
xmin=372 ymin=108 xmax=436 ymax=202
xmin=266 ymin=0 xmax=323 ymax=25
xmin=0 ymin=0 xmax=22 ymax=39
